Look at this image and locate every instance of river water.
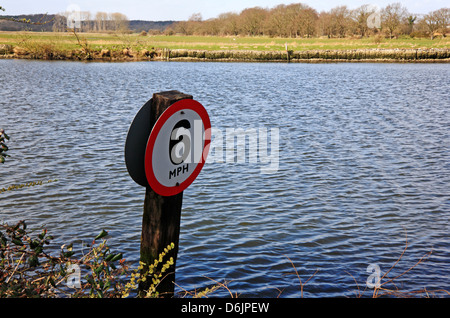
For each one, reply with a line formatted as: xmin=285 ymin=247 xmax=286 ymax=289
xmin=0 ymin=59 xmax=449 ymax=297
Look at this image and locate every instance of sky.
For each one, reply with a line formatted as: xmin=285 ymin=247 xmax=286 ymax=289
xmin=1 ymin=0 xmax=447 ymax=21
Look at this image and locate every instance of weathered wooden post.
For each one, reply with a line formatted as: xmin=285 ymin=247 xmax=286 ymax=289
xmin=140 ymin=91 xmax=191 ymax=297
xmin=285 ymin=42 xmax=290 ymax=62
xmin=125 ymin=90 xmax=211 ymax=298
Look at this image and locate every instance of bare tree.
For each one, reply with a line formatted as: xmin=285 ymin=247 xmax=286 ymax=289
xmin=186 ymin=13 xmax=203 ymax=34
xmin=420 ymin=12 xmax=440 ymax=39
xmin=279 ymin=3 xmax=318 ymax=38
xmin=317 ymin=11 xmax=334 ymax=38
xmin=171 ymin=21 xmax=188 ymax=35
xmin=217 ymin=12 xmax=240 ymax=35
xmin=419 ymin=8 xmax=449 ymax=39
xmin=110 ymin=12 xmax=129 ymax=32
xmin=434 ymin=8 xmax=449 ymax=37
xmin=199 ymin=18 xmax=221 ymax=35
xmin=298 ymin=6 xmax=318 ymax=38
xmin=352 ymin=4 xmax=377 ymax=37
xmin=80 ymin=11 xmax=92 ymax=32
xmin=95 ymin=11 xmax=108 ymax=32
xmin=189 ymin=13 xmax=202 ymax=22
xmin=52 ymin=14 xmax=67 ymax=32
xmin=266 ymin=4 xmax=289 ymax=37
xmin=329 ymin=6 xmax=352 ymax=38
xmin=381 ymin=3 xmax=409 ymax=39
xmin=239 ymin=7 xmax=267 ymax=36
xmin=284 ymin=4 xmax=302 ymax=37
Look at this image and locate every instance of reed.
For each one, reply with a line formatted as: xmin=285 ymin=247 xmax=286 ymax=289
xmin=346 ymin=230 xmax=450 ymax=298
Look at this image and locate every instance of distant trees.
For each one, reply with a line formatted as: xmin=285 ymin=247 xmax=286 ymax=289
xmin=381 ymin=3 xmax=408 ymax=38
xmin=297 ymin=5 xmax=318 ymax=38
xmin=265 ymin=5 xmax=289 ymax=37
xmin=419 ymin=8 xmax=450 ymax=39
xmin=218 ymin=12 xmax=240 ymax=35
xmin=109 ymin=12 xmax=129 ymax=31
xmin=351 ymin=4 xmax=378 ymax=37
xmin=94 ymin=12 xmax=108 ymax=32
xmin=330 ymin=6 xmax=352 ymax=38
xmin=51 ymin=10 xmax=129 ymax=33
xmin=167 ymin=2 xmax=449 ymax=39
xmin=287 ymin=4 xmax=312 ymax=37
xmin=51 ymin=14 xmax=65 ymax=32
xmin=239 ymin=7 xmax=267 ymax=36
xmin=3 ymin=2 xmax=447 ymax=39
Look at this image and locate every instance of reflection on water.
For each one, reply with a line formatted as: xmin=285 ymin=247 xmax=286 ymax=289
xmin=0 ymin=60 xmax=449 ymax=297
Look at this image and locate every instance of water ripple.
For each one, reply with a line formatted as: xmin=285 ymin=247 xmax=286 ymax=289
xmin=0 ymin=60 xmax=449 ymax=297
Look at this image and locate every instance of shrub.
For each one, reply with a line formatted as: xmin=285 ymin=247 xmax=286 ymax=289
xmin=0 ymin=220 xmax=190 ymax=298
xmin=410 ymin=31 xmax=428 ymax=39
xmin=0 ymin=221 xmax=128 ymax=298
xmin=373 ymin=34 xmax=384 ymax=44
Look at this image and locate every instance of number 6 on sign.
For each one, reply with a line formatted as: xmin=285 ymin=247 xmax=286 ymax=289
xmin=144 ymin=99 xmax=211 ymax=197
xmin=170 ymin=120 xmax=191 ymax=165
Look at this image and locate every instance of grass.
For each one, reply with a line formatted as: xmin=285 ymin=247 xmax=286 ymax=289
xmin=142 ymin=35 xmax=450 ymax=51
xmin=1 ymin=31 xmax=449 ymax=53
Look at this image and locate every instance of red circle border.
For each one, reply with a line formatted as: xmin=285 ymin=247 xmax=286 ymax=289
xmin=144 ymin=99 xmax=211 ymax=196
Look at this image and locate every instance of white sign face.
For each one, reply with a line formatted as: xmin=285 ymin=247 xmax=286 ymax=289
xmin=152 ymin=109 xmax=203 ymax=187
xmin=145 ymin=99 xmax=211 ymax=196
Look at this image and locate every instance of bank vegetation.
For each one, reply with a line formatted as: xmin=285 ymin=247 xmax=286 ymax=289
xmin=0 ymin=32 xmax=449 ymax=63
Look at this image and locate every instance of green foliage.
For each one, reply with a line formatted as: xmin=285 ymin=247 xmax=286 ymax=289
xmin=0 ymin=220 xmax=226 ymax=298
xmin=0 ymin=222 xmax=129 ymax=298
xmin=67 ymin=230 xmax=128 ymax=298
xmin=1 ymin=220 xmax=60 ymax=297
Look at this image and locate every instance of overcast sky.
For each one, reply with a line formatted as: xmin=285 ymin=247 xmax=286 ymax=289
xmin=1 ymin=0 xmax=447 ymax=20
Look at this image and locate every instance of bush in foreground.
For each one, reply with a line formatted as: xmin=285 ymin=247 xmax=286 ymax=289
xmin=0 ymin=221 xmax=129 ymax=297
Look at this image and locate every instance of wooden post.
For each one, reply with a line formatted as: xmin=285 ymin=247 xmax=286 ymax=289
xmin=285 ymin=43 xmax=289 ymax=62
xmin=139 ymin=90 xmax=193 ymax=297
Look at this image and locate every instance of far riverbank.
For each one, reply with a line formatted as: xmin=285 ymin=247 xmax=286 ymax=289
xmin=1 ymin=45 xmax=449 ymax=63
xmin=1 ymin=32 xmax=449 ymax=63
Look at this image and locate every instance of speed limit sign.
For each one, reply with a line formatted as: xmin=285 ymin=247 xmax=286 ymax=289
xmin=144 ymin=99 xmax=211 ymax=196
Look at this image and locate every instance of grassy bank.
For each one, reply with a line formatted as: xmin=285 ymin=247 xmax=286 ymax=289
xmin=0 ymin=31 xmax=449 ymax=62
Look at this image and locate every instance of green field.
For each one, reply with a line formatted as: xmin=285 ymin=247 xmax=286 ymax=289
xmin=1 ymin=31 xmax=449 ymax=53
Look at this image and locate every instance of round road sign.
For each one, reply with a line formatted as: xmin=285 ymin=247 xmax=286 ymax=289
xmin=124 ymin=99 xmax=152 ymax=187
xmin=144 ymin=99 xmax=211 ymax=196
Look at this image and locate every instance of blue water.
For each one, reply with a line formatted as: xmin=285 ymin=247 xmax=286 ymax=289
xmin=1 ymin=59 xmax=449 ymax=297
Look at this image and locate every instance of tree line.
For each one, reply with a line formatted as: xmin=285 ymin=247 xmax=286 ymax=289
xmin=168 ymin=3 xmax=449 ymax=39
xmin=52 ymin=11 xmax=129 ymax=32
xmin=2 ymin=2 xmax=448 ymax=39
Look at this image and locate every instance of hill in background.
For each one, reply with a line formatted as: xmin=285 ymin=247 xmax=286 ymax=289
xmin=0 ymin=14 xmax=175 ymax=32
